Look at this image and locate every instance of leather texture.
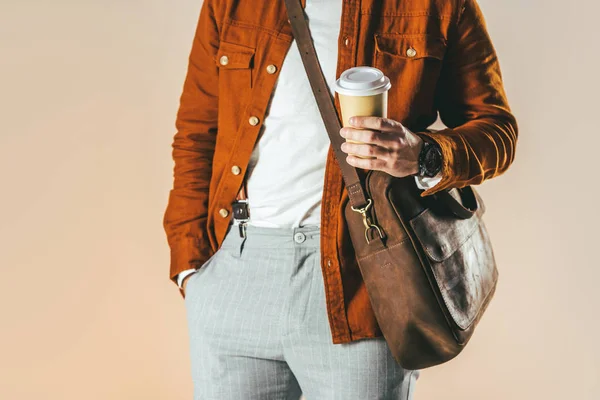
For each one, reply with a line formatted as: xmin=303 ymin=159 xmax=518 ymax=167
xmin=285 ymin=0 xmax=498 ymax=369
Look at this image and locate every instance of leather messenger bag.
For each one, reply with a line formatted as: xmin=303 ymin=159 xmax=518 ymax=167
xmin=284 ymin=0 xmax=499 ymax=369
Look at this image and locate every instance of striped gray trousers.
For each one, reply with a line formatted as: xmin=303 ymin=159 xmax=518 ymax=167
xmin=184 ymin=222 xmax=420 ymax=399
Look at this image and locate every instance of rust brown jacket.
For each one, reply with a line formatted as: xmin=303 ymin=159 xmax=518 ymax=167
xmin=163 ymin=0 xmax=518 ymax=344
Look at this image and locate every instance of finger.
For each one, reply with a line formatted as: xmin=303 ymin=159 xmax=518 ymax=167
xmin=349 ymin=116 xmax=407 ymax=135
xmin=346 ymin=154 xmax=388 ymax=171
xmin=341 ymin=127 xmax=397 ymax=146
xmin=341 ymin=141 xmax=390 ymax=159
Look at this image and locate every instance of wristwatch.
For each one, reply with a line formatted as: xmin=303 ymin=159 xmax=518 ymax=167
xmin=417 ymin=137 xmax=443 ymax=178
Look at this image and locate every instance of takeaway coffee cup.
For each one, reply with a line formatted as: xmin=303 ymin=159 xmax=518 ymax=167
xmin=333 ymin=66 xmax=391 ymax=159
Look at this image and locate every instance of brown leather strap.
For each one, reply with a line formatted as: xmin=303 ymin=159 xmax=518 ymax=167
xmin=283 ymin=0 xmax=370 ymax=210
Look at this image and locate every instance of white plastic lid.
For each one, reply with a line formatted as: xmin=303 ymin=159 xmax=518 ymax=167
xmin=334 ymin=66 xmax=392 ymax=96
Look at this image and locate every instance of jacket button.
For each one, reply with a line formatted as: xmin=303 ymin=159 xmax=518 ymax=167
xmin=219 ymin=208 xmax=229 ymax=218
xmin=406 ymin=47 xmax=417 ymax=57
xmin=248 ymin=116 xmax=260 ymax=126
xmin=266 ymin=64 xmax=277 ymax=74
xmin=219 ymin=55 xmax=229 ymax=65
xmin=231 ymin=165 xmax=241 ymax=175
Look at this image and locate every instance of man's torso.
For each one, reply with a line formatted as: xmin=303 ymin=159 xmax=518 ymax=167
xmin=193 ymin=0 xmax=463 ymax=343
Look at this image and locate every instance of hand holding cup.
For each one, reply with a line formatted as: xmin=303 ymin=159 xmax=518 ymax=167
xmin=334 ymin=67 xmax=424 ymax=178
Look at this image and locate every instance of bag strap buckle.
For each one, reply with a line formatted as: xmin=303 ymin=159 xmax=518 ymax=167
xmin=350 ymin=199 xmax=385 ymax=244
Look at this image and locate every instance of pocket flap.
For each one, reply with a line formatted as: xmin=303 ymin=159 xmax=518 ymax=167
xmin=214 ymin=41 xmax=255 ymax=69
xmin=409 ymin=188 xmax=485 ymax=262
xmin=374 ymin=34 xmax=446 ymax=60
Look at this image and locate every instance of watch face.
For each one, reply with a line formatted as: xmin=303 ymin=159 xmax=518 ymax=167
xmin=423 ymin=144 xmax=442 ymax=177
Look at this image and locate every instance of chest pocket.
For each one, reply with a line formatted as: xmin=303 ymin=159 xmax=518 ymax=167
xmin=214 ymin=40 xmax=256 ymax=89
xmin=372 ymin=33 xmax=447 ymax=125
xmin=374 ymin=33 xmax=446 ymax=62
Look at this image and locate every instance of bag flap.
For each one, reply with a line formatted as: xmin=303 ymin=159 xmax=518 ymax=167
xmin=408 ymin=187 xmax=496 ymax=331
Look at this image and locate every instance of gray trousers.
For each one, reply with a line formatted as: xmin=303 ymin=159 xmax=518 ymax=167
xmin=184 ymin=222 xmax=420 ymax=399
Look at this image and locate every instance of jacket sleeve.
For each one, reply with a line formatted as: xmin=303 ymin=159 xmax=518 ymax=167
xmin=417 ymin=0 xmax=518 ymax=197
xmin=163 ymin=0 xmax=220 ymax=289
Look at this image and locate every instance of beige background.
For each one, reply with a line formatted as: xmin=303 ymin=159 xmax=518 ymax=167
xmin=1 ymin=0 xmax=598 ymax=399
